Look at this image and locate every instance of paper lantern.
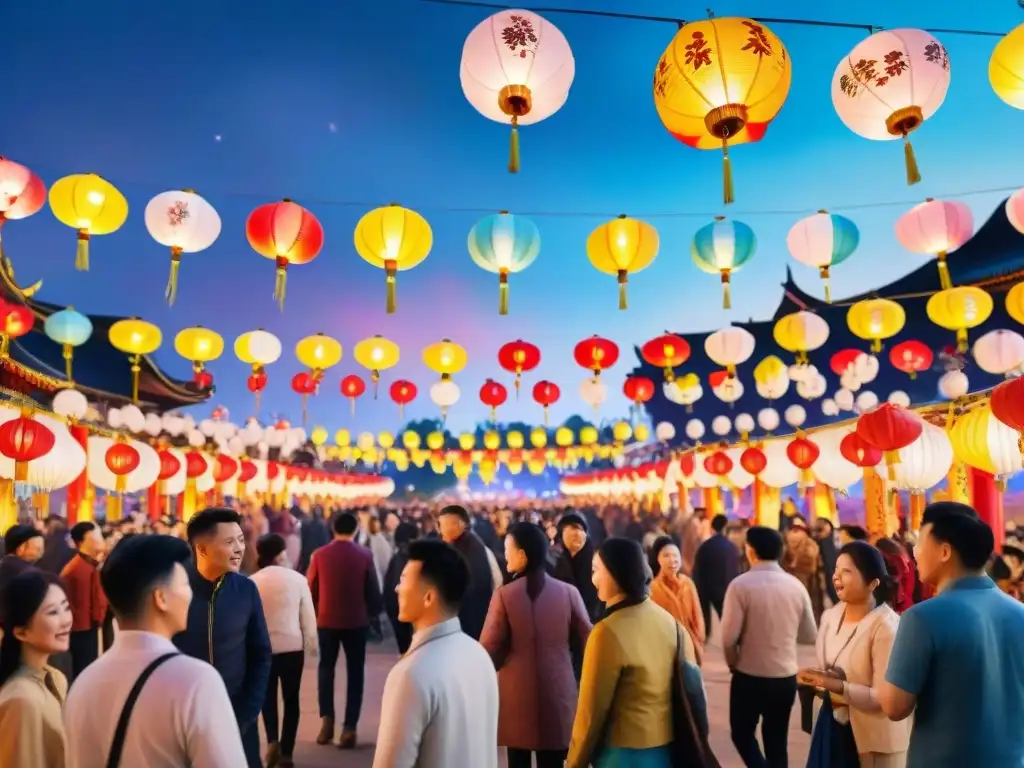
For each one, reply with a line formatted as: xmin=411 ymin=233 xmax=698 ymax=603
xmin=641 ymin=334 xmax=691 ymax=381
xmin=926 ymin=286 xmax=993 ymax=352
xmin=460 ymin=9 xmax=575 ymax=172
xmin=655 ymin=422 xmax=676 ymax=443
xmin=105 ymin=441 xmax=141 ymax=492
xmin=856 ymin=391 xmax=879 ymax=413
xmin=353 ymin=336 xmax=400 ymax=395
xmin=759 ymin=440 xmax=800 ymax=488
xmin=786 ymin=211 xmax=859 ymax=302
xmin=704 ymin=327 xmax=755 ymax=376
xmin=827 ymin=349 xmax=858 ymax=377
xmin=43 ymin=308 xmax=93 ymax=382
xmin=341 ymin=374 xmax=366 ymax=416
xmin=246 ymin=199 xmax=324 ymax=309
xmin=354 ymin=204 xmax=432 ymax=314
xmin=691 ymin=217 xmax=757 ymax=309
xmin=52 ymin=389 xmax=88 ymax=421
xmin=846 ymin=298 xmax=906 ymax=353
xmin=532 ymin=380 xmax=560 ymax=425
xmin=712 ymin=376 xmax=744 ymax=405
xmin=704 ymin=450 xmax=733 ymax=478
xmin=938 ymin=370 xmax=970 ymax=400
xmin=888 ymin=391 xmax=911 ymax=408
xmin=895 ymin=199 xmax=973 ymax=290
xmin=889 ymin=340 xmax=933 ymax=379
xmin=990 ymin=24 xmax=1024 ymax=109
xmin=0 ymin=303 xmax=32 ymax=360
xmin=812 ymin=429 xmax=861 ymax=490
xmin=468 ymin=212 xmax=540 ymax=314
xmin=892 ymin=422 xmax=954 ymax=493
xmin=296 ymin=333 xmax=342 ymax=378
xmin=429 ymin=380 xmax=461 ymax=419
xmin=579 ymin=378 xmax=608 ymax=411
xmin=48 ymin=174 xmax=128 ymax=270
xmin=0 ymin=157 xmax=45 ymax=225
xmin=235 ymin=329 xmax=282 ymax=372
xmin=144 ymin=190 xmax=221 ymax=305
xmin=991 ymin=377 xmax=1024 ymax=454
xmin=480 ymin=379 xmax=508 ymax=420
xmin=774 ymin=311 xmax=830 ymax=364
xmin=754 ymin=355 xmax=786 ymax=383
xmin=757 ymin=407 xmax=780 ymax=432
xmin=586 ymin=215 xmax=659 ymax=310
xmin=974 ymin=329 xmax=1024 ymax=376
xmin=573 ymin=336 xmax=619 ymax=377
xmin=291 ymin=372 xmax=317 ymax=396
xmin=0 ymin=414 xmax=55 ymax=481
xmin=423 ymin=339 xmax=468 ymax=380
xmin=389 ymin=380 xmax=417 ymax=419
xmin=840 ymin=431 xmax=883 ymax=468
xmin=108 ymin=318 xmax=162 ymax=404
xmin=174 ymin=326 xmax=224 ymax=382
xmin=685 ymin=419 xmax=705 ymax=442
xmin=856 ymin=403 xmax=924 ymax=480
xmin=797 ymin=373 xmax=828 ymax=401
xmin=785 ymin=405 xmax=807 ymax=428
xmin=950 ymin=404 xmax=1021 ymax=485
xmin=711 ymin=415 xmax=732 ymax=438
xmin=787 ymin=436 xmax=820 ymax=484
xmin=832 ymin=29 xmax=950 ymax=185
xmin=1007 ymin=189 xmax=1024 ymax=236
xmin=740 ymin=446 xmax=767 ymax=476
xmin=623 ymin=376 xmax=655 ymax=405
xmin=653 ymin=17 xmax=791 ymax=204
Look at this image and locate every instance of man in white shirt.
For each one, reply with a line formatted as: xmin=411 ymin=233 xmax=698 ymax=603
xmin=64 ymin=534 xmax=247 ymax=768
xmin=374 ymin=538 xmax=499 ymax=768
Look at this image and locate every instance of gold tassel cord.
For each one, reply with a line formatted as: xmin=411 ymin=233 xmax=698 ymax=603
xmin=63 ymin=344 xmax=73 ymax=383
xmin=274 ymin=264 xmax=288 ymax=311
xmin=166 ymin=247 xmax=183 ymax=306
xmin=498 ymin=271 xmax=510 ymax=315
xmin=720 ymin=270 xmax=732 ymax=310
xmin=819 ymin=265 xmax=832 ymax=304
xmin=903 ymin=135 xmax=921 ymax=186
xmin=722 ymin=136 xmax=735 ymax=205
xmin=385 ymin=261 xmax=398 ymax=314
xmin=617 ymin=270 xmax=628 ymax=311
xmin=508 ymin=116 xmax=520 ymax=174
xmin=936 ymin=252 xmax=952 ymax=290
xmin=130 ymin=356 xmax=141 ymax=404
xmin=956 ymin=328 xmax=969 ymax=353
xmin=76 ymin=229 xmax=90 ymax=271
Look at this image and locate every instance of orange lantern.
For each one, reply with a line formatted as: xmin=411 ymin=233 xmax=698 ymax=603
xmin=105 ymin=441 xmax=141 ymax=492
xmin=573 ymin=336 xmax=619 ymax=378
xmin=245 ymin=199 xmax=324 ymax=310
xmin=641 ymin=334 xmax=691 ymax=381
xmin=786 ymin=436 xmax=820 ymax=484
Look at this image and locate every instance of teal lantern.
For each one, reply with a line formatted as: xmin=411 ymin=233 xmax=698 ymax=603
xmin=44 ymin=307 xmax=93 ymax=382
xmin=468 ymin=211 xmax=540 ymax=315
xmin=691 ymin=216 xmax=757 ymax=310
xmin=785 ymin=210 xmax=860 ymax=304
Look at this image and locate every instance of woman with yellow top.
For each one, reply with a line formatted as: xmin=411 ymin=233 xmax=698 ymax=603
xmin=649 ymin=536 xmax=706 ymax=665
xmin=566 ymin=538 xmax=717 ymax=768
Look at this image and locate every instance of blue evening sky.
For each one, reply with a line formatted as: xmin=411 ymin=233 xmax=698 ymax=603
xmin=1 ymin=0 xmax=1021 ymax=436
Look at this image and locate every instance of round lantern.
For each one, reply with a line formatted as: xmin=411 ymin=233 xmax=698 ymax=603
xmin=938 ymin=370 xmax=970 ymax=400
xmin=840 ymin=431 xmax=883 ymax=468
xmin=740 ymin=446 xmax=767 ymax=476
xmin=926 ymin=286 xmax=993 ymax=352
xmin=846 ymin=298 xmax=905 ymax=352
xmin=856 ymin=402 xmax=924 ymax=480
xmin=889 ymin=340 xmax=933 ymax=379
xmin=296 ymin=333 xmax=343 ymax=379
xmin=389 ymin=379 xmax=417 ymax=419
xmin=246 ymin=199 xmax=324 ymax=310
xmin=711 ymin=415 xmax=732 ymax=438
xmin=291 ymin=372 xmax=317 ymax=396
xmin=468 ymin=212 xmax=540 ymax=314
xmin=480 ymin=379 xmax=508 ymax=420
xmin=759 ymin=439 xmax=800 ymax=488
xmin=950 ymin=404 xmax=1023 ymax=487
xmin=1007 ymin=189 xmax=1024 ymax=236
xmin=0 ymin=157 xmax=46 ymax=226
xmin=691 ymin=217 xmax=757 ymax=309
xmin=235 ymin=329 xmax=282 ymax=374
xmin=108 ymin=318 xmax=162 ymax=404
xmin=704 ymin=326 xmax=755 ymax=377
xmin=641 ymin=334 xmax=691 ymax=381
xmin=354 ymin=204 xmax=432 ymax=314
xmin=973 ymin=329 xmax=1024 ymax=376
xmin=991 ymin=376 xmax=1024 ymax=445
xmin=787 ymin=435 xmax=820 ymax=484
xmin=832 ymin=29 xmax=950 ymax=185
xmin=895 ymin=199 xmax=973 ymax=290
xmin=52 ymin=389 xmax=89 ymax=421
xmin=430 ymin=380 xmax=461 ymax=420
xmin=623 ymin=376 xmax=655 ymax=406
xmin=892 ymin=422 xmax=954 ymax=493
xmin=459 ymin=9 xmax=575 ymax=173
xmin=685 ymin=419 xmax=705 ymax=443
xmin=0 ymin=414 xmax=55 ymax=481
xmin=990 ymin=24 xmax=1024 ymax=109
xmin=586 ymin=215 xmax=659 ymax=310
xmin=423 ymin=339 xmax=468 ymax=383
xmin=48 ymin=174 xmax=129 ymax=271
xmin=574 ymin=336 xmax=619 ymax=378
xmin=144 ymin=190 xmax=221 ymax=305
xmin=341 ymin=374 xmax=367 ymax=416
xmin=353 ymin=336 xmax=400 ymax=395
xmin=774 ymin=311 xmax=830 ymax=364
xmin=653 ymin=17 xmax=791 ymax=204
xmin=174 ymin=326 xmax=224 ymax=383
xmin=704 ymin=450 xmax=733 ymax=479
xmin=758 ymin=407 xmax=780 ymax=432
xmin=532 ymin=380 xmax=560 ymax=425
xmin=498 ymin=339 xmax=541 ymax=397
xmin=105 ymin=441 xmax=141 ymax=492
xmin=0 ymin=303 xmax=32 ymax=360
xmin=43 ymin=307 xmax=93 ymax=382
xmin=579 ymin=378 xmax=608 ymax=411
xmin=655 ymin=422 xmax=676 ymax=443
xmin=812 ymin=429 xmax=862 ymax=490
xmin=786 ymin=210 xmax=860 ymax=303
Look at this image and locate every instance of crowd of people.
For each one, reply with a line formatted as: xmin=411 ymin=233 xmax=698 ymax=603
xmin=0 ymin=494 xmax=1022 ymax=767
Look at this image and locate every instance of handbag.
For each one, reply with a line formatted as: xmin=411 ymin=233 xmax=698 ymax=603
xmin=106 ymin=652 xmax=180 ymax=768
xmin=669 ymin=624 xmax=720 ymax=768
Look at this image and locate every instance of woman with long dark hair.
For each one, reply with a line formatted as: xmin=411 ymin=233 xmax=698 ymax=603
xmin=0 ymin=570 xmax=73 ymax=767
xmin=480 ymin=522 xmax=592 ymax=768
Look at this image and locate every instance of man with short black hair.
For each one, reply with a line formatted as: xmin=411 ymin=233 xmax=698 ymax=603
xmin=837 ymin=524 xmax=869 ymax=545
xmin=174 ymin=508 xmax=272 ymax=768
xmin=693 ymin=512 xmax=740 ymax=636
xmin=64 ymin=535 xmax=246 ymax=767
xmin=720 ymin=525 xmax=817 ymax=768
xmin=61 ymin=521 xmax=107 ymax=679
xmin=0 ymin=523 xmax=45 ymax=620
xmin=307 ymin=510 xmax=383 ymax=749
xmin=437 ymin=504 xmax=498 ymax=640
xmin=880 ymin=502 xmax=1024 ymax=766
xmin=374 ymin=539 xmax=498 ymax=767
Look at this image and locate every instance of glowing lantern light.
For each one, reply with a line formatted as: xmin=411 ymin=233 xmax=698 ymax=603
xmin=0 ymin=157 xmax=46 ymax=229
xmin=108 ymin=318 xmax=162 ymax=404
xmin=704 ymin=326 xmax=755 ymax=377
xmin=48 ymin=174 xmax=128 ymax=271
xmin=0 ymin=303 xmax=33 ymax=361
xmin=468 ymin=212 xmax=540 ymax=314
xmin=498 ymin=340 xmax=541 ymax=397
xmin=786 ymin=211 xmax=859 ymax=302
xmin=950 ymin=403 xmax=1024 ymax=487
xmin=653 ymin=17 xmax=791 ymax=204
xmin=641 ymin=334 xmax=691 ymax=381
xmin=895 ymin=199 xmax=973 ymax=290
xmin=341 ymin=374 xmax=367 ymax=416
xmin=245 ymin=199 xmax=324 ymax=310
xmin=43 ymin=307 xmax=92 ymax=382
xmin=840 ymin=431 xmax=883 ymax=468
xmin=846 ymin=298 xmax=905 ymax=353
xmin=480 ymin=379 xmax=509 ymax=421
xmin=1008 ymin=282 xmax=1024 ymax=326
xmin=691 ymin=217 xmax=757 ymax=309
xmin=532 ymin=380 xmax=560 ymax=425
xmin=623 ymin=376 xmax=655 ymax=407
xmin=429 ymin=380 xmax=461 ymax=422
xmin=1006 ymin=189 xmax=1024 ymax=236
xmin=773 ymin=311 xmax=830 ymax=364
xmin=889 ymin=340 xmax=933 ymax=380
xmin=832 ymin=29 xmax=950 ymax=185
xmin=354 ymin=204 xmax=432 ymax=314
xmin=829 ymin=349 xmax=860 ymax=377
xmin=235 ymin=329 xmax=281 ymax=413
xmin=990 ymin=24 xmax=1024 ymax=109
xmin=423 ymin=339 xmax=468 ymax=381
xmin=353 ymin=336 xmax=400 ymax=397
xmin=890 ymin=422 xmax=954 ymax=494
xmin=586 ymin=215 xmax=659 ymax=310
xmin=973 ymin=329 xmax=1024 ymax=376
xmin=389 ymin=380 xmax=417 ymax=420
xmin=786 ymin=435 xmax=820 ymax=484
xmin=0 ymin=414 xmax=55 ymax=481
xmin=927 ymin=286 xmax=993 ymax=353
xmin=174 ymin=326 xmax=224 ymax=387
xmin=296 ymin=333 xmax=343 ymax=381
xmin=144 ymin=190 xmax=221 ymax=305
xmin=459 ymin=9 xmax=575 ymax=173
xmin=991 ymin=376 xmax=1024 ymax=452
xmin=939 ymin=370 xmax=970 ymax=400
xmin=105 ymin=441 xmax=141 ymax=492
xmin=740 ymin=446 xmax=767 ymax=476
xmin=856 ymin=402 xmax=924 ymax=481
xmin=574 ymin=336 xmax=619 ymax=379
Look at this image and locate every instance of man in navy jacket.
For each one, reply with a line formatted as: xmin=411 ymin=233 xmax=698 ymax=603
xmin=693 ymin=513 xmax=741 ymax=636
xmin=174 ymin=508 xmax=272 ymax=768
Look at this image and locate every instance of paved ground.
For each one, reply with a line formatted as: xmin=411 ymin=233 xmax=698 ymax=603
xmin=273 ymin=620 xmax=814 ymax=767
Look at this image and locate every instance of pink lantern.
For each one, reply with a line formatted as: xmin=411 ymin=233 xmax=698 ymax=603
xmin=0 ymin=157 xmax=46 ymax=226
xmin=1006 ymin=189 xmax=1024 ymax=236
xmin=831 ymin=29 xmax=950 ymax=186
xmin=894 ymin=198 xmax=973 ymax=291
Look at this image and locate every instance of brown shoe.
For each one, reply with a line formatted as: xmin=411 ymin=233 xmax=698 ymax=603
xmin=337 ymin=729 xmax=357 ymax=749
xmin=316 ymin=717 xmax=334 ymax=745
xmin=265 ymin=742 xmax=280 ymax=768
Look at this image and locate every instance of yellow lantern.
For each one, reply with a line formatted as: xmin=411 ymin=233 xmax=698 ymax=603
xmin=173 ymin=326 xmax=224 ymax=377
xmin=773 ymin=311 xmax=831 ymax=364
xmin=478 ymin=459 xmax=497 ymax=486
xmin=990 ymin=24 xmax=1024 ymax=110
xmin=579 ymin=426 xmax=598 ymax=446
xmin=430 ymin=456 xmax=448 ymax=474
xmin=354 ymin=204 xmax=432 ymax=314
xmin=378 ymin=431 xmax=395 ymax=450
xmin=1007 ymin=282 xmax=1024 ymax=326
xmin=48 ymin=174 xmax=129 ymax=271
xmin=108 ymin=318 xmax=162 ymax=404
xmin=635 ymin=424 xmax=650 ymax=442
xmin=927 ymin=286 xmax=993 ymax=352
xmin=653 ymin=17 xmax=791 ymax=204
xmin=555 ymin=427 xmax=574 ymax=448
xmin=483 ymin=431 xmax=501 ymax=451
xmin=296 ymin=333 xmax=343 ymax=378
xmin=507 ymin=458 xmax=524 ymax=475
xmin=458 ymin=433 xmax=475 ymax=452
xmin=754 ymin=355 xmax=787 ymax=384
xmin=950 ymin=404 xmax=1024 ymax=488
xmin=530 ymin=427 xmax=548 ymax=449
xmin=426 ymin=431 xmax=446 ymax=451
xmin=612 ymin=422 xmax=632 ymax=443
xmin=353 ymin=335 xmax=400 ymax=396
xmin=334 ymin=429 xmax=351 ymax=448
xmin=846 ymin=299 xmax=906 ymax=353
xmin=310 ymin=426 xmax=328 ymax=446
xmin=586 ymin=215 xmax=659 ymax=310
xmin=402 ymin=430 xmax=421 ymax=450
xmin=453 ymin=461 xmax=471 ymax=481
xmin=527 ymin=458 xmax=546 ymax=475
xmin=507 ymin=430 xmax=525 ymax=450
xmin=422 ymin=339 xmax=468 ymax=380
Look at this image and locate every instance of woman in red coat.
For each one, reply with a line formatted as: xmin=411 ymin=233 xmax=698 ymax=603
xmin=480 ymin=522 xmax=593 ymax=768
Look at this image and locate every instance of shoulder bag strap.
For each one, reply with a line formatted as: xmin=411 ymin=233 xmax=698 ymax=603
xmin=106 ymin=652 xmax=180 ymax=768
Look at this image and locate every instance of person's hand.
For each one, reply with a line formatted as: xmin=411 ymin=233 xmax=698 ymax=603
xmin=797 ymin=668 xmax=823 ymax=687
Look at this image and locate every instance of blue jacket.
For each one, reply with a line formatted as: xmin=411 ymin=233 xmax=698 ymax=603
xmin=173 ymin=568 xmax=272 ymax=730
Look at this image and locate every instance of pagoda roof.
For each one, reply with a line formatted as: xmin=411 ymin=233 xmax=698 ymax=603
xmin=0 ymin=255 xmax=209 ymax=411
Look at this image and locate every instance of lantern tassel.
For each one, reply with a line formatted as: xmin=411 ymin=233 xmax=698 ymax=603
xmin=721 ymin=138 xmax=734 ymax=205
xmin=130 ymin=356 xmax=141 ymax=405
xmin=63 ymin=344 xmax=74 ymax=382
xmin=166 ymin=247 xmax=183 ymax=306
xmin=956 ymin=328 xmax=968 ymax=353
xmin=14 ymin=460 xmax=26 ymax=483
xmin=350 ymin=397 xmax=356 ymax=418
xmin=499 ymin=270 xmax=509 ymax=315
xmin=936 ymin=252 xmax=952 ymax=290
xmin=514 ymin=376 xmax=521 ymax=400
xmin=819 ymin=266 xmax=832 ymax=304
xmin=398 ymin=403 xmax=405 ymax=421
xmin=883 ymin=449 xmax=900 ymax=483
xmin=76 ymin=229 xmax=90 ymax=271
xmin=274 ymin=262 xmax=288 ymax=311
xmin=615 ymin=269 xmax=629 ymax=310
xmin=107 ymin=493 xmax=123 ymax=523
xmin=509 ymin=116 xmax=520 ymax=174
xmin=302 ymin=394 xmax=309 ymax=426
xmin=721 ymin=270 xmax=732 ymax=310
xmin=115 ymin=473 xmax=126 ymax=493
xmin=543 ymin=405 xmax=550 ymax=427
xmin=903 ymin=135 xmax=921 ymax=186
xmin=385 ymin=261 xmax=398 ymax=314
xmin=253 ymin=390 xmax=262 ymax=416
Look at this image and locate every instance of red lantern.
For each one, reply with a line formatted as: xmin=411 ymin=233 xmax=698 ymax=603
xmin=341 ymin=374 xmax=367 ymax=416
xmin=623 ymin=376 xmax=655 ymax=405
xmin=291 ymin=371 xmax=317 ymax=423
xmin=678 ymin=451 xmax=695 ymax=477
xmin=0 ymin=415 xmax=54 ymax=481
xmin=389 ymin=379 xmax=417 ymax=420
xmin=267 ymin=461 xmax=280 ymax=481
xmin=0 ymin=302 xmax=33 ymax=358
xmin=237 ymin=459 xmax=258 ymax=499
xmin=247 ymin=371 xmax=267 ymax=393
xmin=185 ymin=451 xmax=208 ymax=478
xmin=213 ymin=454 xmax=238 ymax=484
xmin=991 ymin=377 xmax=1024 ymax=451
xmin=707 ymin=370 xmax=730 ymax=389
xmin=245 ymin=199 xmax=324 ymax=309
xmin=573 ymin=336 xmax=619 ymax=376
xmin=740 ymin=446 xmax=767 ymax=476
xmin=0 ymin=157 xmax=46 ymax=225
xmin=479 ymin=379 xmax=508 ymax=421
xmin=532 ymin=380 xmax=560 ymax=425
xmin=157 ymin=450 xmax=181 ymax=480
xmin=498 ymin=340 xmax=541 ymax=397
xmin=889 ymin=340 xmax=933 ymax=379
xmin=840 ymin=432 xmax=883 ymax=468
xmin=786 ymin=436 xmax=820 ymax=484
xmin=829 ymin=348 xmax=861 ymax=376
xmin=856 ymin=403 xmax=924 ymax=481
xmin=193 ymin=370 xmax=214 ymax=389
xmin=105 ymin=442 xmax=141 ymax=492
xmin=641 ymin=334 xmax=691 ymax=380
xmin=704 ymin=450 xmax=733 ymax=477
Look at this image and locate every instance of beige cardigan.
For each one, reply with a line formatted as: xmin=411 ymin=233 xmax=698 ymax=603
xmin=816 ymin=603 xmax=911 ymax=756
xmin=0 ymin=664 xmax=67 ymax=768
